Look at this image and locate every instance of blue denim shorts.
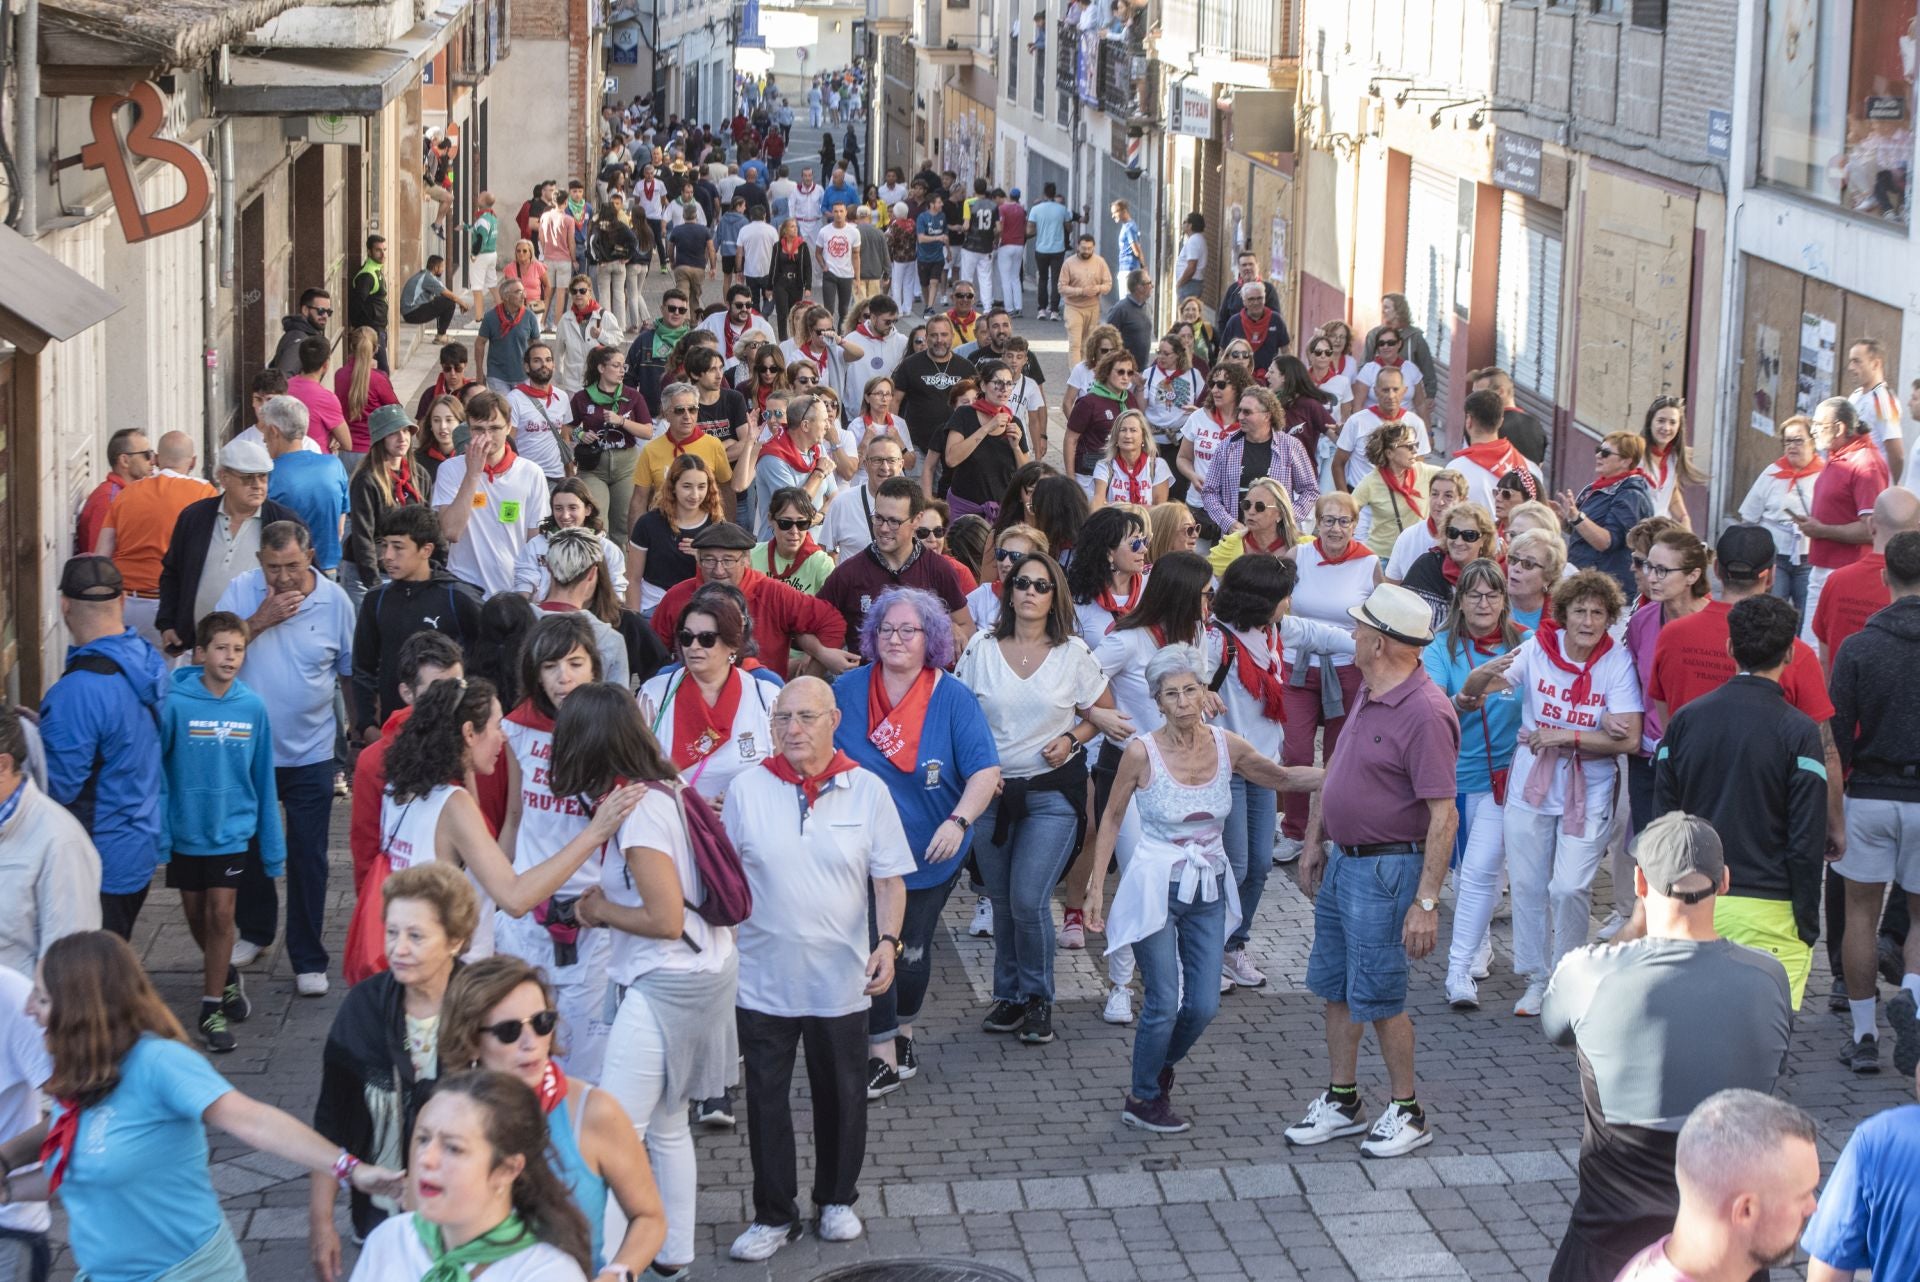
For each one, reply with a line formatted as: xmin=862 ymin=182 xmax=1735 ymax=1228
xmin=1304 ymin=845 xmax=1422 ymax=1022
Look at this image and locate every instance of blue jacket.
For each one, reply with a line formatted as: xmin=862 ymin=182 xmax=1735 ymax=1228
xmin=1567 ymin=473 xmax=1656 ymax=599
xmin=159 ymin=668 xmax=287 ymax=875
xmin=40 ymin=627 xmax=168 ymax=893
xmin=822 ymin=182 xmax=861 ymax=216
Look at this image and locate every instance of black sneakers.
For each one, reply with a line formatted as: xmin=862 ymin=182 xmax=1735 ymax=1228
xmin=981 ymin=999 xmax=1025 ymax=1033
xmin=895 ymin=1034 xmax=919 ymax=1080
xmin=695 ymin=1094 xmax=736 ymax=1126
xmin=1889 ymin=990 xmax=1920 ymax=1077
xmin=866 ymin=1057 xmax=902 ymax=1100
xmin=1122 ymin=1093 xmax=1191 ymax=1134
xmin=1018 ymin=997 xmax=1055 ymax=1044
xmin=199 ymin=1005 xmax=236 ymax=1054
xmin=222 ymin=968 xmax=251 ymax=1023
xmin=1842 ymin=1033 xmax=1881 ymax=1074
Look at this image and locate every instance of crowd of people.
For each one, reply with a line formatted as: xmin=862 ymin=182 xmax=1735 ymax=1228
xmin=11 ymin=92 xmax=1920 ymax=1282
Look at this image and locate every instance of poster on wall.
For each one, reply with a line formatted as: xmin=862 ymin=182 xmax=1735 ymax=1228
xmin=1795 ymin=311 xmax=1837 ymax=414
xmin=1751 ymin=323 xmax=1782 ymax=436
xmin=1268 ymin=213 xmax=1288 ymax=293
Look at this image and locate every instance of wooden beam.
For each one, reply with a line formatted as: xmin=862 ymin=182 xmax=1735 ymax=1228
xmin=37 ymin=64 xmax=155 ymax=95
xmin=37 ymin=26 xmax=163 ymax=67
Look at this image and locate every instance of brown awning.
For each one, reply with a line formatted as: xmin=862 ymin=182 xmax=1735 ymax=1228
xmin=0 ymin=225 xmax=123 ymax=355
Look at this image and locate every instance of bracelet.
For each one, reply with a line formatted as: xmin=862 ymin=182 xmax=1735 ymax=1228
xmin=332 ymin=1150 xmax=362 ymax=1191
xmin=1573 ymin=731 xmax=1582 ymax=753
xmin=947 ymin=813 xmax=971 ymax=831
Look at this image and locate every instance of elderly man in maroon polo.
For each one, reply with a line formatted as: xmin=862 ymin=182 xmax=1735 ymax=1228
xmin=1793 ymin=397 xmax=1890 ymax=643
xmin=1284 ymin=581 xmax=1459 ymax=1160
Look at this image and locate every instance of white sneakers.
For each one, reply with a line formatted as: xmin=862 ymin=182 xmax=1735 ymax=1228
xmin=1283 ymin=1092 xmax=1370 ymax=1146
xmin=1595 ymin=909 xmax=1628 ymax=942
xmin=1360 ymin=1102 xmax=1433 ymax=1158
xmin=1285 ymin=1092 xmax=1432 ymax=1157
xmin=1222 ymin=949 xmax=1267 ymax=988
xmin=1102 ymin=985 xmax=1134 ymax=1025
xmin=1272 ymin=835 xmax=1304 ymax=865
xmin=1513 ymin=977 xmax=1548 ymax=1017
xmin=729 ymin=1223 xmax=799 ymax=1262
xmin=968 ymin=896 xmax=994 ymax=937
xmin=1471 ymin=934 xmax=1495 ymax=980
xmin=231 ymin=939 xmax=262 ymax=968
xmin=816 ymin=1204 xmax=863 ymax=1242
xmin=296 ymin=972 xmax=330 ymax=997
xmin=1446 ymin=968 xmax=1480 ymax=1011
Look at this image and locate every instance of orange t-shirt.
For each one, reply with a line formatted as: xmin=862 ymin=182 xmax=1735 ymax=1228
xmin=102 ymin=473 xmax=216 ymax=592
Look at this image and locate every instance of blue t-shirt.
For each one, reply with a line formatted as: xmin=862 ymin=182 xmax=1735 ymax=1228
xmin=1511 ymin=603 xmax=1543 ymax=632
xmin=1801 ymin=1103 xmax=1920 ymax=1277
xmin=1420 ymin=634 xmax=1520 ymax=796
xmin=267 ymin=452 xmax=350 ymax=570
xmin=216 ymin=569 xmax=355 ymax=767
xmin=1117 ymin=219 xmax=1143 ymax=270
xmin=915 ymin=212 xmax=948 ymax=264
xmin=1030 ymin=201 xmax=1071 ymax=255
xmin=56 ymin=1036 xmax=234 ymax=1282
xmin=668 ymin=222 xmax=713 ymax=269
xmin=833 ymin=666 xmax=1000 ymax=890
xmin=822 ymin=182 xmax=861 ymax=215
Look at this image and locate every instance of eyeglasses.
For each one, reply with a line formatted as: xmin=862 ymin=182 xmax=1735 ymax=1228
xmin=1209 ymin=380 xmax=1230 ymax=389
xmin=482 ymin=1010 xmax=559 ymax=1043
xmin=1009 ymin=574 xmax=1054 ymax=594
xmin=769 ymin=710 xmax=831 ymax=728
xmin=1509 ymin=556 xmax=1545 ymax=573
xmin=1318 ymin=515 xmax=1355 ymax=528
xmin=1376 ymin=339 xmax=1401 ymax=349
xmin=915 ymin=524 xmax=948 ymax=540
xmin=871 ymin=512 xmax=908 ymax=528
xmin=1112 ymin=368 xmax=1137 ymax=378
xmin=668 ymin=405 xmax=699 ymax=416
xmin=876 ymin=624 xmax=924 ymax=641
xmin=993 ymin=547 xmax=1027 ymax=563
xmin=571 ymin=288 xmax=591 ymax=296
xmin=1178 ymin=523 xmax=1199 ymax=536
xmin=987 ymin=379 xmax=1014 ymax=390
xmin=677 ymin=628 xmax=723 ymax=649
xmin=1644 ymin=563 xmax=1683 ymax=579
xmin=1444 ymin=527 xmax=1484 ymax=543
xmin=694 ymin=553 xmax=746 ymax=569
xmin=1462 ymin=589 xmax=1504 ymax=605
xmin=1595 ymin=447 xmax=1620 ymax=459
xmin=773 ymin=516 xmax=813 ymax=531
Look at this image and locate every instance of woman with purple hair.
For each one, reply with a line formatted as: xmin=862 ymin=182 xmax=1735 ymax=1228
xmin=831 ymin=587 xmax=1002 ymax=1100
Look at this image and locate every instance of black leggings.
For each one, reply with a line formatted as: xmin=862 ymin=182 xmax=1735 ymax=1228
xmin=1036 ymin=251 xmax=1065 ymax=312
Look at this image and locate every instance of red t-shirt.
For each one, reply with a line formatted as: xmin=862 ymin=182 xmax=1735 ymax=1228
xmin=998 ymin=201 xmax=1028 ymax=249
xmin=1808 ymin=435 xmax=1890 ymax=569
xmin=1647 ymin=599 xmax=1835 ymax=720
xmin=1811 ymin=552 xmax=1888 ymax=659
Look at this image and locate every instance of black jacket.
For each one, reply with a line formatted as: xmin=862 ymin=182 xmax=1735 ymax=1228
xmin=1399 ymin=548 xmax=1457 ymax=632
xmin=349 ymin=261 xmax=389 ymax=331
xmin=1656 ymin=675 xmax=1827 ymax=944
xmin=351 ymin=570 xmax=483 ymax=731
xmin=1832 ymin=595 xmax=1920 ymax=802
xmin=271 ymin=314 xmax=324 ymax=377
xmin=155 ymin=496 xmax=302 ymax=640
xmin=623 ymin=326 xmax=675 ymax=418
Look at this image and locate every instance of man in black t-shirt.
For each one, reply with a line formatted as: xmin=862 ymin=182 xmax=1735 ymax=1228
xmin=960 ymin=178 xmax=1000 ymax=308
xmin=685 ymin=346 xmax=750 ymax=457
xmin=892 ymin=313 xmax=975 ymax=496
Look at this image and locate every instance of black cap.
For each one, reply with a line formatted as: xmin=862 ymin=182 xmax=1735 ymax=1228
xmin=690 ymin=521 xmax=756 ymax=551
xmin=59 ymin=556 xmax=123 ymax=601
xmin=1715 ymin=524 xmax=1775 ymax=583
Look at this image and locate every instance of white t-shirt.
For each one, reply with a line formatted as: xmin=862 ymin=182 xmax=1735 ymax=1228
xmin=1314 ymin=372 xmax=1354 ymax=422
xmin=501 ymin=716 xmax=598 ymax=900
xmin=1284 ymin=549 xmax=1377 ymax=668
xmin=231 ymin=424 xmax=320 ymax=454
xmin=1504 ymin=634 xmax=1643 ymax=816
xmin=350 ymin=1215 xmax=586 ymax=1282
xmin=1175 ymin=231 xmax=1207 ymax=282
xmin=789 ymin=183 xmax=825 ymax=230
xmin=1335 ymin=408 xmax=1431 ymax=489
xmin=738 ymin=220 xmax=780 ymax=279
xmin=1851 ymin=383 xmax=1905 ymax=463
xmin=1385 ymin=520 xmax=1437 ymax=580
xmin=1092 ymin=454 xmax=1173 ymax=507
xmin=606 ymin=787 xmax=735 ymax=982
xmin=1067 ymin=361 xmax=1096 ymax=395
xmin=506 ymin=385 xmax=572 ymax=479
xmin=511 ymin=530 xmax=629 ymax=599
xmin=636 ymin=668 xmax=778 ymax=801
xmin=0 ymin=968 xmax=49 ymax=1234
xmin=815 ymin=222 xmax=860 ymax=278
xmin=1355 ymin=360 xmax=1425 ymax=408
xmin=953 ymin=632 xmax=1109 ymax=778
xmin=433 ymin=453 xmax=552 ymax=596
xmin=1180 ymin=406 xmax=1236 ymax=505
xmin=820 ymin=480 xmax=877 ymax=561
xmin=723 ymin=766 xmax=915 ymax=1018
xmin=965 ymin=581 xmax=1002 ymax=634
xmin=380 ymin=784 xmax=496 ymax=959
xmin=839 ymin=326 xmax=910 ymax=404
xmin=1094 ymin=625 xmax=1196 ymax=738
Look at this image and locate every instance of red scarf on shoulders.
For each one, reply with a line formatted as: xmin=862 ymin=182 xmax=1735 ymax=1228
xmin=1096 ymin=572 xmax=1142 ymax=620
xmin=1771 ymin=453 xmax=1824 ymax=482
xmin=1453 ymin=438 xmax=1528 ymax=478
xmin=1314 ymin=538 xmax=1368 ymax=566
xmin=1648 ymin=443 xmax=1673 ymax=489
xmin=481 ymin=443 xmax=521 ymax=482
xmin=763 ymin=749 xmax=860 ymax=808
xmin=390 ymin=457 xmax=424 ymax=506
xmin=1239 ymin=310 xmax=1272 ymax=350
xmin=668 ymin=427 xmax=709 ymax=457
xmin=1109 ymin=451 xmax=1154 ymax=505
xmin=760 ymin=429 xmax=820 ymax=475
xmin=670 ymin=667 xmax=742 ymax=768
xmin=1585 ymin=467 xmax=1652 ymax=493
xmin=1244 ymin=530 xmax=1287 ymax=556
xmin=764 ymin=536 xmax=821 ymax=582
xmin=1535 ymin=618 xmax=1614 ymax=707
xmin=868 ymin=668 xmax=936 ymax=772
xmin=1223 ymin=624 xmax=1288 ymax=721
xmin=537 ymin=1059 xmax=569 ymax=1114
xmin=1378 ymin=466 xmax=1424 ymax=519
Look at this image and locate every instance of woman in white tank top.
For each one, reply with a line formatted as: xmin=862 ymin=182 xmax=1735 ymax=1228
xmin=379 ymin=675 xmax=645 ymax=961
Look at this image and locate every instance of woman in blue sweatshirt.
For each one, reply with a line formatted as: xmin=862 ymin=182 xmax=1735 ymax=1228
xmin=158 ymin=612 xmax=286 ymax=1053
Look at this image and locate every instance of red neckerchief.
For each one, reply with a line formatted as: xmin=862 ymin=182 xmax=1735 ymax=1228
xmin=765 ymin=535 xmax=821 ymax=581
xmin=1222 ymin=623 xmax=1288 ymax=720
xmin=796 ymin=180 xmax=817 ymax=194
xmin=572 ymin=300 xmax=601 ymax=323
xmin=1244 ymin=530 xmax=1287 ymax=556
xmin=1425 ymin=514 xmax=1440 ymax=537
xmin=854 ymin=323 xmax=881 ymax=344
xmin=1374 ymin=353 xmax=1404 ymax=369
xmin=514 ymin=382 xmax=559 ymax=404
xmin=642 ymin=178 xmax=658 ymax=202
xmin=1110 ymin=451 xmax=1154 ymax=505
xmin=868 ymin=667 xmax=936 ymax=772
xmin=1379 ymin=466 xmax=1425 ymax=518
xmin=1771 ymin=454 xmax=1825 ymax=482
xmin=391 ymin=457 xmax=424 ymax=506
xmin=1310 ymin=364 xmax=1339 ymax=386
xmin=1096 ymin=572 xmax=1142 ymax=620
xmin=1831 ymin=432 xmax=1878 ymax=465
xmin=40 ymin=1101 xmax=79 ymax=1194
xmin=668 ymin=427 xmax=708 ymax=457
xmin=1454 ymin=438 xmax=1528 ymax=477
xmin=1239 ymin=310 xmax=1272 ymax=350
xmin=1440 ymin=553 xmax=1465 ymax=587
xmin=1586 ymin=467 xmax=1652 ymax=493
xmin=780 ymin=234 xmax=802 ymax=256
xmin=800 ymin=340 xmax=830 ymax=368
xmin=481 ymin=443 xmax=521 ymax=482
xmin=506 ymin=700 xmax=556 ymax=734
xmin=1467 ymin=629 xmax=1509 ymax=656
xmin=725 ymin=314 xmax=754 ymax=357
xmin=1648 ymin=443 xmax=1673 ymax=489
xmin=671 ymin=666 xmax=743 ymax=768
xmin=1314 ymin=538 xmax=1369 ymax=566
xmin=427 ymin=444 xmax=456 ymax=462
xmin=946 ymin=309 xmax=978 ymax=340
xmin=1536 ymin=618 xmax=1614 ymax=706
xmin=1206 ymin=406 xmax=1231 ymax=432
xmin=755 ymin=383 xmax=774 ymax=413
xmin=495 ymin=302 xmax=528 ymax=332
xmin=538 ymin=1058 xmax=569 ymax=1114
xmin=763 ymin=749 xmax=860 ymax=809
xmin=760 ymin=429 xmax=819 ymax=474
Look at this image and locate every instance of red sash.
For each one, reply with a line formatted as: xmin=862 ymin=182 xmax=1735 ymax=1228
xmin=868 ymin=668 xmax=936 ymax=772
xmin=670 ymin=667 xmax=743 ymax=768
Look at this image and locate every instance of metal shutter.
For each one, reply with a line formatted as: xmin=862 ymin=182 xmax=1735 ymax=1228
xmin=1403 ymin=162 xmax=1454 ymax=415
xmin=1493 ymin=193 xmax=1564 ymax=421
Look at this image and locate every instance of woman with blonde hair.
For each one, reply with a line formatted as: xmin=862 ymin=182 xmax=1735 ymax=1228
xmin=1551 ymin=432 xmax=1655 ymax=596
xmin=1146 ymin=501 xmax=1200 ymax=564
xmin=1206 ymin=476 xmax=1301 ymax=577
xmin=1400 ymin=500 xmax=1499 ymax=628
xmin=1093 ymin=409 xmax=1172 ymax=509
xmin=504 ymin=238 xmax=551 ymax=315
xmin=335 ymin=325 xmax=398 ymax=464
xmin=1351 ymin=420 xmax=1439 ymax=558
xmin=1504 ymin=527 xmax=1567 ymax=630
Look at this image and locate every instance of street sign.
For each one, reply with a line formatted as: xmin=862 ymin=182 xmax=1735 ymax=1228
xmin=1491 ymin=130 xmax=1542 ymax=199
xmin=1169 ymin=79 xmax=1213 ymax=138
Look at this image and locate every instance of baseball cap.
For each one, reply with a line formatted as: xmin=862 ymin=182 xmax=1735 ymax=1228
xmin=218 ymin=439 xmax=274 ymax=475
xmin=1715 ymin=523 xmax=1774 ymax=583
xmin=1633 ymin=813 xmax=1725 ymax=902
xmin=59 ymin=556 xmax=123 ymax=601
xmin=1010 ymin=187 xmax=1022 ymax=199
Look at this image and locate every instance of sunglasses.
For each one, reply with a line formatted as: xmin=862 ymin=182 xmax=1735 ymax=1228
xmin=1309 ymin=347 xmax=1331 ymax=357
xmin=1596 ymin=447 xmax=1620 ymax=459
xmin=1125 ymin=536 xmax=1148 ymax=551
xmin=1112 ymin=368 xmax=1137 ymax=377
xmin=1209 ymin=379 xmax=1231 ymax=389
xmin=1240 ymin=499 xmax=1274 ymax=514
xmin=1510 ymin=556 xmax=1545 ymax=573
xmin=482 ymin=1010 xmax=559 ymax=1043
xmin=954 ymin=292 xmax=975 ymax=299
xmin=773 ymin=515 xmax=813 ymax=531
xmin=993 ymin=547 xmax=1027 ymax=563
xmin=677 ymin=629 xmax=723 ymax=649
xmin=664 ymin=305 xmax=689 ymax=315
xmin=1009 ymin=574 xmax=1054 ymax=594
xmin=1179 ymin=523 xmax=1199 ymax=536
xmin=309 ymin=306 xmax=334 ymax=318
xmin=915 ymin=524 xmax=948 ymax=540
xmin=570 ymin=288 xmax=591 ymax=296
xmin=795 ymin=375 xmax=818 ymax=385
xmin=1445 ymin=527 xmax=1484 ymax=543
xmin=1376 ymin=339 xmax=1401 ymax=349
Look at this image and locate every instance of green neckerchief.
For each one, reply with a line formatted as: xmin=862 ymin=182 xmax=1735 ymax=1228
xmin=651 ymin=322 xmax=691 ymax=359
xmin=586 ymin=382 xmax=621 ymax=408
xmin=1089 ymin=380 xmax=1126 ymax=402
xmin=415 ymin=1212 xmax=535 ymax=1282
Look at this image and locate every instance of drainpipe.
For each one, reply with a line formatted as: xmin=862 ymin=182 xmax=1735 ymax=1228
xmin=15 ymin=0 xmax=38 ymax=238
xmin=206 ymin=47 xmax=236 ymax=463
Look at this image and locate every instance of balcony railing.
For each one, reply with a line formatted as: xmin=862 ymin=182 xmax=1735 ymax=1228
xmin=1163 ymin=0 xmax=1297 ymax=63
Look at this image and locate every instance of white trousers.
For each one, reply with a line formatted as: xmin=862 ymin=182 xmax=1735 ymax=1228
xmin=1446 ymin=791 xmax=1506 ymax=977
xmin=1504 ymin=796 xmax=1613 ymax=980
xmin=600 ymin=985 xmax=699 ymax=1268
xmin=891 ymin=261 xmax=920 ymax=310
xmin=995 ymin=245 xmax=1026 ymax=312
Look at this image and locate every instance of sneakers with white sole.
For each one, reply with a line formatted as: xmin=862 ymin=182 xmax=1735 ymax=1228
xmin=1471 ymin=934 xmax=1494 ymax=980
xmin=1102 ymin=985 xmax=1134 ymax=1025
xmin=1222 ymin=948 xmax=1267 ymax=988
xmin=1360 ymin=1101 xmax=1434 ymax=1158
xmin=1283 ymin=1091 xmax=1368 ymax=1146
xmin=1595 ymin=909 xmax=1628 ymax=942
xmin=296 ymin=972 xmax=330 ymax=997
xmin=231 ymin=939 xmax=262 ymax=968
xmin=1446 ymin=968 xmax=1480 ymax=1011
xmin=816 ymin=1204 xmax=863 ymax=1242
xmin=1513 ymin=977 xmax=1548 ymax=1017
xmin=968 ymin=896 xmax=994 ymax=937
xmin=1273 ymin=835 xmax=1304 ymax=864
xmin=1058 ymin=907 xmax=1087 ymax=950
xmin=729 ymin=1222 xmax=800 ymax=1261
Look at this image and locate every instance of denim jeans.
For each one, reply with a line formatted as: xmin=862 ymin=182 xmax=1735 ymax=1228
xmin=1129 ymin=888 xmax=1226 ymax=1100
xmin=236 ymin=759 xmax=336 ymax=974
xmin=1222 ymin=776 xmax=1276 ymax=952
xmin=1304 ymin=845 xmax=1423 ymax=1022
xmin=868 ymin=874 xmax=961 ymax=1042
xmin=972 ymin=790 xmax=1080 ymax=1002
xmin=1771 ymin=554 xmax=1811 ymax=619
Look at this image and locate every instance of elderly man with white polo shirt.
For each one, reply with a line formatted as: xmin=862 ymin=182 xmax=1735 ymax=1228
xmin=722 ymin=676 xmax=912 ymax=1265
xmin=431 ymin=387 xmax=551 ymax=595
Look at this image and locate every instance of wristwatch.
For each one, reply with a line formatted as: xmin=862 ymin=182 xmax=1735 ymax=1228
xmin=880 ymin=933 xmax=903 ymax=957
xmin=947 ymin=813 xmax=970 ymax=831
xmin=1417 ymin=897 xmax=1439 ymax=912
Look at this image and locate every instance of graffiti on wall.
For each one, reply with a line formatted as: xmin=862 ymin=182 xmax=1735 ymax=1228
xmin=944 ymin=105 xmax=992 ymax=192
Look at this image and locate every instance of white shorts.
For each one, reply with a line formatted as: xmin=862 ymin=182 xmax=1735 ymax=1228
xmin=1836 ymin=797 xmax=1920 ymax=892
xmin=470 ymin=251 xmax=499 ymax=291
